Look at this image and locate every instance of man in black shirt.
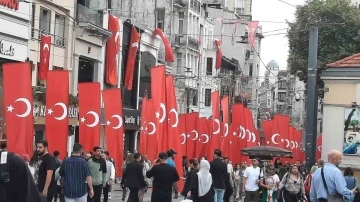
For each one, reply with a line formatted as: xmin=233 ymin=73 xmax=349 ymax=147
xmin=181 ymin=158 xmax=199 ymax=198
xmin=210 ymin=149 xmax=227 ymax=202
xmin=146 ymin=152 xmax=180 ymax=202
xmin=34 ymin=140 xmax=57 ymax=202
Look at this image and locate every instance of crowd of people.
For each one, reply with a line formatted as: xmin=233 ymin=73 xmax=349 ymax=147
xmin=1 ymin=140 xmax=360 ymax=202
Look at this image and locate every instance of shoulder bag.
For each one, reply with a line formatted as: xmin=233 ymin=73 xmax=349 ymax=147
xmin=320 ymin=167 xmax=343 ymax=202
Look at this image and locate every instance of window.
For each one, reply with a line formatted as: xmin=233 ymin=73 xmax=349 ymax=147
xmin=278 ymin=81 xmax=286 ymax=89
xmin=54 ymin=14 xmax=65 ymax=47
xmin=206 ymin=58 xmax=213 ymax=75
xmin=40 ymin=7 xmax=51 ymax=34
xmin=205 ymin=89 xmax=211 ymax=106
xmin=178 ymin=12 xmax=184 ymax=34
xmin=192 ymin=91 xmax=198 ymax=106
xmin=176 ymin=53 xmax=182 ymax=74
xmin=249 ymin=64 xmax=253 ymax=77
xmin=278 ymin=92 xmax=286 ymax=101
xmin=31 ymin=4 xmax=35 ymax=37
xmin=156 ymin=8 xmax=165 ymax=30
xmin=267 ymin=91 xmax=271 ymax=96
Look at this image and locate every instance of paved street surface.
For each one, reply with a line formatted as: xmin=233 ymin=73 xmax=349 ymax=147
xmin=109 ymin=184 xmax=183 ymax=202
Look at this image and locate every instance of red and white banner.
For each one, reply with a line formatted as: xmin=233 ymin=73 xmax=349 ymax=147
xmin=153 ymin=28 xmax=174 ymax=62
xmin=124 ymin=26 xmax=140 ymax=90
xmin=143 ymin=99 xmax=158 ymax=161
xmin=151 ymin=65 xmax=168 ymax=152
xmin=215 ymin=39 xmax=222 ymax=69
xmin=247 ymin=21 xmax=259 ymax=48
xmin=78 ymin=83 xmax=101 ymax=152
xmin=221 ymin=96 xmax=229 ymax=154
xmin=316 ymin=135 xmax=322 ymax=161
xmin=45 ymin=71 xmax=69 ymax=159
xmin=105 ymin=14 xmax=121 ymax=85
xmin=185 ymin=112 xmax=198 ymax=158
xmin=209 ymin=91 xmax=220 ymax=159
xmin=139 ymin=96 xmax=149 ymax=155
xmin=3 ymin=62 xmax=34 ymax=155
xmin=39 ymin=34 xmax=51 ymax=80
xmin=102 ymin=88 xmax=124 ymax=175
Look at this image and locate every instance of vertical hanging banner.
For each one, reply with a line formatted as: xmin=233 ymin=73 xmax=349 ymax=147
xmin=124 ymin=26 xmax=140 ymax=90
xmin=316 ymin=135 xmax=322 ymax=161
xmin=151 ymin=65 xmax=168 ymax=152
xmin=102 ymin=88 xmax=124 ymax=175
xmin=185 ymin=112 xmax=198 ymax=158
xmin=78 ymin=83 xmax=101 ymax=152
xmin=152 ymin=28 xmax=175 ymax=62
xmin=179 ymin=114 xmax=187 ymax=158
xmin=209 ymin=91 xmax=220 ymax=159
xmin=3 ymin=62 xmax=34 ymax=155
xmin=39 ymin=34 xmax=51 ymax=80
xmin=221 ymin=96 xmax=229 ymax=154
xmin=105 ymin=14 xmax=121 ymax=85
xmin=45 ymin=71 xmax=69 ymax=160
xmin=139 ymin=96 xmax=149 ymax=155
xmin=214 ymin=39 xmax=222 ymax=69
xmin=197 ymin=117 xmax=210 ymax=158
xmin=247 ymin=21 xmax=259 ymax=48
xmin=144 ymin=99 xmax=158 ymax=161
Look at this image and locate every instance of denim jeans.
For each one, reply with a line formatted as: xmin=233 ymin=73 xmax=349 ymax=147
xmin=214 ymin=188 xmax=225 ymax=202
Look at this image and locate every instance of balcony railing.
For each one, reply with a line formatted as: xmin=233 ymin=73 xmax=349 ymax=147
xmin=171 ymin=35 xmax=182 ymax=48
xmin=76 ymin=4 xmax=103 ymax=27
xmin=188 ymin=36 xmax=199 ymax=50
xmin=31 ymin=28 xmax=66 ymax=48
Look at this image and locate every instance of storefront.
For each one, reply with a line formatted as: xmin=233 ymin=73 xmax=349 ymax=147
xmin=0 ymin=1 xmax=32 ymax=144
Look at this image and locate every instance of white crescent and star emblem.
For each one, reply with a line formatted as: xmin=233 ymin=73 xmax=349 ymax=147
xmin=107 ymin=114 xmax=123 ymax=130
xmin=81 ymin=111 xmax=100 ymax=128
xmin=168 ymin=108 xmax=179 ymax=128
xmin=47 ymin=102 xmax=67 ymax=121
xmin=146 ymin=122 xmax=156 ymax=135
xmin=213 ymin=119 xmax=220 ymax=135
xmin=223 ymin=123 xmax=229 ymax=137
xmin=180 ymin=133 xmax=186 ymax=144
xmin=239 ymin=126 xmax=246 ymax=139
xmin=155 ymin=103 xmax=166 ymax=123
xmin=271 ymin=133 xmax=281 ymax=145
xmin=284 ymin=139 xmax=290 ymax=148
xmin=43 ymin=43 xmax=50 ymax=62
xmin=199 ymin=134 xmax=209 ymax=144
xmin=131 ymin=42 xmax=139 ymax=48
xmin=7 ymin=98 xmax=32 ymax=118
xmin=290 ymin=141 xmax=296 ymax=149
xmin=188 ymin=130 xmax=199 ymax=140
xmin=318 ymin=146 xmax=322 ymax=151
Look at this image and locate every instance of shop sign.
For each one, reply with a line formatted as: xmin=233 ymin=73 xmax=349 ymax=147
xmin=124 ymin=115 xmax=140 ymax=126
xmin=0 ymin=40 xmax=14 ymax=57
xmin=33 ymin=105 xmax=78 ymax=118
xmin=0 ymin=0 xmax=19 ymax=10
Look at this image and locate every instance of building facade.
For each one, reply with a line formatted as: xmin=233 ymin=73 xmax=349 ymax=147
xmin=0 ymin=0 xmax=32 ymax=144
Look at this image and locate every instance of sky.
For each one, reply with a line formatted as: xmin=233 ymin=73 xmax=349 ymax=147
xmin=252 ymin=0 xmax=306 ymax=77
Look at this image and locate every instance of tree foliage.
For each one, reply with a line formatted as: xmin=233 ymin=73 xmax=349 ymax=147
xmin=287 ymin=0 xmax=360 ymax=82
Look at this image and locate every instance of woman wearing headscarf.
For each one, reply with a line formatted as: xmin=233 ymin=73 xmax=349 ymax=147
xmin=187 ymin=160 xmax=214 ymax=202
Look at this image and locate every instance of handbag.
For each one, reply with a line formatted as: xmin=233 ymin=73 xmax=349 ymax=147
xmin=278 ymin=172 xmax=290 ymax=202
xmin=304 ymin=174 xmax=312 ymax=195
xmin=320 ymin=167 xmax=344 ymax=202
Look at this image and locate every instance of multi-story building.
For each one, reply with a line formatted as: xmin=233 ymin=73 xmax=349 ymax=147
xmin=273 ymin=70 xmax=287 ymax=114
xmin=0 ymin=0 xmax=32 ymax=145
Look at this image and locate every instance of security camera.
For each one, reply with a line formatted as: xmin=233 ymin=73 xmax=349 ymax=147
xmin=295 ymin=94 xmax=300 ymax=102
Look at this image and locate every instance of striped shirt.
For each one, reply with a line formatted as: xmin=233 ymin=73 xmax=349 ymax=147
xmin=59 ymin=155 xmax=91 ymax=198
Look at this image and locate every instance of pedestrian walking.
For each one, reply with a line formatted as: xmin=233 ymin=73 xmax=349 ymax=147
xmin=101 ymin=151 xmax=115 ymax=202
xmin=59 ymin=143 xmax=94 ymax=202
xmin=242 ymin=158 xmax=261 ymax=202
xmin=210 ymin=149 xmax=227 ymax=202
xmin=187 ymin=160 xmax=214 ymax=202
xmin=87 ymin=146 xmax=107 ymax=202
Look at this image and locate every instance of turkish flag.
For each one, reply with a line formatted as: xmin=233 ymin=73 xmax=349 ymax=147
xmin=144 ymin=99 xmax=158 ymax=161
xmin=209 ymin=91 xmax=220 ymax=160
xmin=78 ymin=83 xmax=101 ymax=152
xmin=153 ymin=28 xmax=174 ymax=62
xmin=316 ymin=135 xmax=322 ymax=161
xmin=262 ymin=120 xmax=274 ymax=146
xmin=179 ymin=114 xmax=187 ymax=157
xmin=139 ymin=96 xmax=149 ymax=155
xmin=245 ymin=109 xmax=257 ymax=147
xmin=102 ymin=88 xmax=124 ymax=176
xmin=151 ymin=65 xmax=168 ymax=152
xmin=197 ymin=117 xmax=210 ymax=159
xmin=105 ymin=14 xmax=120 ymax=85
xmin=124 ymin=26 xmax=140 ymax=90
xmin=272 ymin=114 xmax=290 ymax=149
xmin=45 ymin=71 xmax=69 ymax=160
xmin=229 ymin=104 xmax=241 ymax=162
xmin=247 ymin=21 xmax=259 ymax=48
xmin=215 ymin=39 xmax=222 ymax=69
xmin=185 ymin=112 xmax=198 ymax=158
xmin=221 ymin=96 xmax=229 ymax=154
xmin=206 ymin=119 xmax=213 ymax=160
xmin=39 ymin=34 xmax=51 ymax=80
xmin=3 ymin=62 xmax=34 ymax=155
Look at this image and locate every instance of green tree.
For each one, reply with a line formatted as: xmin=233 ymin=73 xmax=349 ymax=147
xmin=287 ymin=0 xmax=360 ymax=82
xmin=350 ymin=119 xmax=360 ymax=132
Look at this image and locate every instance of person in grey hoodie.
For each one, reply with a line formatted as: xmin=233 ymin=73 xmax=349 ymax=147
xmin=87 ymin=146 xmax=107 ymax=202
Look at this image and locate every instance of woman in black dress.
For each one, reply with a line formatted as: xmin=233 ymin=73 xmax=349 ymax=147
xmin=188 ymin=160 xmax=214 ymax=202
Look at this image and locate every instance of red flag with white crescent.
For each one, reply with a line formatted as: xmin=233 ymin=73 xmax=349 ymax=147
xmin=214 ymin=39 xmax=222 ymax=69
xmin=209 ymin=91 xmax=220 ymax=160
xmin=179 ymin=114 xmax=187 ymax=157
xmin=262 ymin=120 xmax=274 ymax=146
xmin=247 ymin=21 xmax=259 ymax=48
xmin=230 ymin=104 xmax=241 ymax=162
xmin=185 ymin=112 xmax=198 ymax=158
xmin=316 ymin=135 xmax=322 ymax=161
xmin=45 ymin=71 xmax=69 ymax=160
xmin=144 ymin=99 xmax=158 ymax=161
xmin=78 ymin=83 xmax=101 ymax=152
xmin=105 ymin=14 xmax=120 ymax=85
xmin=102 ymin=88 xmax=124 ymax=176
xmin=3 ymin=62 xmax=34 ymax=155
xmin=139 ymin=96 xmax=149 ymax=155
xmin=153 ymin=28 xmax=174 ymax=62
xmin=39 ymin=34 xmax=51 ymax=80
xmin=197 ymin=117 xmax=210 ymax=158
xmin=124 ymin=26 xmax=140 ymax=90
xmin=221 ymin=96 xmax=229 ymax=154
xmin=151 ymin=65 xmax=168 ymax=152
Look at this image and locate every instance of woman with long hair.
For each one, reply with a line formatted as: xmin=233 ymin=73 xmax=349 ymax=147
xmin=233 ymin=163 xmax=242 ymax=201
xmin=260 ymin=165 xmax=280 ymax=202
xmin=138 ymin=156 xmax=150 ymax=202
xmin=344 ymin=167 xmax=359 ymax=202
xmin=121 ymin=153 xmax=134 ymax=201
xmin=278 ymin=165 xmax=306 ymax=202
xmin=188 ymin=160 xmax=214 ymax=202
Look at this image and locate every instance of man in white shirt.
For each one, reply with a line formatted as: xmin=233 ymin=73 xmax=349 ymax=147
xmin=101 ymin=151 xmax=115 ymax=202
xmin=242 ymin=158 xmax=261 ymax=202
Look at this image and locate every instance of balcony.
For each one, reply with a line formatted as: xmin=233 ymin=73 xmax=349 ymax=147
xmin=77 ymin=4 xmax=103 ymax=27
xmin=188 ymin=36 xmax=199 ymax=50
xmin=31 ymin=28 xmax=66 ymax=48
xmin=171 ymin=35 xmax=182 ymax=48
